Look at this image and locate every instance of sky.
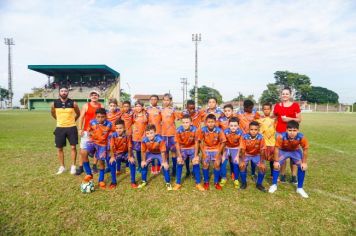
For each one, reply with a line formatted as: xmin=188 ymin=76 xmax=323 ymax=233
xmin=0 ymin=0 xmax=356 ymax=105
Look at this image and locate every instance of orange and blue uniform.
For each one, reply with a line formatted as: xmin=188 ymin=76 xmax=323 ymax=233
xmin=106 ymin=109 xmax=122 ymax=131
xmin=86 ymin=119 xmax=112 ymax=160
xmin=182 ymin=109 xmax=205 ymax=128
xmin=132 ymin=111 xmax=148 ymax=151
xmin=161 ymin=106 xmax=180 ymax=151
xmin=146 ymin=106 xmax=162 ymax=134
xmin=236 ymin=108 xmax=261 ymax=134
xmin=120 ymin=109 xmax=134 ymax=136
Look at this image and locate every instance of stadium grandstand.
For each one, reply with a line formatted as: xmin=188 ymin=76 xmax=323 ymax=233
xmin=27 ymin=65 xmax=120 ymax=110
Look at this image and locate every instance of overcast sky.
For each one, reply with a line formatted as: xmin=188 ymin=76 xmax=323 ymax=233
xmin=1 ymin=0 xmax=355 ymax=105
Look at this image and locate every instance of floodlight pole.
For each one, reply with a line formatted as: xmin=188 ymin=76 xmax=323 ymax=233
xmin=180 ymin=78 xmax=188 ymax=108
xmin=192 ymin=33 xmax=201 ymax=107
xmin=4 ymin=38 xmax=14 ymax=109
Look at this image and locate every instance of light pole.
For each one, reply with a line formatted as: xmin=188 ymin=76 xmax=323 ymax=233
xmin=4 ymin=38 xmax=14 ymax=109
xmin=192 ymin=33 xmax=201 ymax=107
xmin=180 ymin=78 xmax=188 ymax=108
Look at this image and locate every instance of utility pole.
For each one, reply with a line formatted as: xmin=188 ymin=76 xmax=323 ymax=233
xmin=4 ymin=38 xmax=14 ymax=109
xmin=180 ymin=78 xmax=188 ymax=108
xmin=192 ymin=33 xmax=201 ymax=108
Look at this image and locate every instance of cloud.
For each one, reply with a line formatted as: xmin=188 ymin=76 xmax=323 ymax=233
xmin=0 ymin=0 xmax=355 ymax=105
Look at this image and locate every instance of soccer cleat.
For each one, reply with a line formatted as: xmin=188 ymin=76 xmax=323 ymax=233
xmin=131 ymin=183 xmax=138 ymax=188
xmin=92 ymin=164 xmax=98 ymax=174
xmin=233 ymin=180 xmax=240 ymax=189
xmin=75 ymin=166 xmax=84 ymax=175
xmin=291 ymin=176 xmax=298 ymax=185
xmin=99 ymin=181 xmax=106 ymax=190
xmin=137 ymin=181 xmax=147 ymax=189
xmin=296 ymin=188 xmax=309 ymax=198
xmin=268 ymin=184 xmax=278 ymax=193
xmin=173 ymin=184 xmax=182 ymax=191
xmin=70 ymin=165 xmax=76 ymax=175
xmin=256 ymin=184 xmax=267 ymax=192
xmin=56 ymin=166 xmax=65 ymax=175
xmin=166 ymin=183 xmax=173 ymax=191
xmin=214 ymin=183 xmax=222 ymax=190
xmin=231 ymin=173 xmax=235 ymax=180
xmin=203 ymin=182 xmax=210 ymax=190
xmin=83 ymin=174 xmax=93 ymax=182
xmin=280 ymin=175 xmax=286 ymax=183
xmin=195 ymin=184 xmax=205 ymax=191
xmin=240 ymin=182 xmax=247 ymax=190
xmin=220 ymin=178 xmax=227 ymax=187
xmin=109 ymin=183 xmax=117 ymax=190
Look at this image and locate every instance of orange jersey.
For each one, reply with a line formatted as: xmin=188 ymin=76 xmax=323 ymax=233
xmin=121 ymin=110 xmax=134 ymax=136
xmin=141 ymin=134 xmax=166 ymax=154
xmin=275 ymin=132 xmax=309 ymax=151
xmin=181 ymin=109 xmax=205 ymax=128
xmin=240 ymin=133 xmax=266 ymax=156
xmin=132 ymin=111 xmax=148 ymax=142
xmin=224 ymin=128 xmax=244 ymax=148
xmin=198 ymin=126 xmax=226 ymax=151
xmin=110 ymin=132 xmax=132 ymax=154
xmin=88 ymin=119 xmax=112 ymax=146
xmin=146 ymin=106 xmax=162 ymax=134
xmin=106 ymin=109 xmax=122 ymax=131
xmin=161 ymin=107 xmax=180 ymax=136
xmin=217 ymin=115 xmax=236 ymax=131
xmin=236 ymin=109 xmax=261 ymax=134
xmin=175 ymin=125 xmax=198 ymax=149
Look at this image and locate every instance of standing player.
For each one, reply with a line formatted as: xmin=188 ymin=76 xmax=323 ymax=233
xmin=138 ymin=124 xmax=172 ymax=190
xmin=197 ymin=114 xmax=226 ymax=190
xmin=204 ymin=97 xmax=223 ymax=120
xmin=268 ymin=121 xmax=309 ymax=198
xmin=146 ymin=95 xmax=163 ymax=174
xmin=161 ymin=93 xmax=180 ymax=176
xmin=236 ymin=99 xmax=261 ymax=180
xmin=173 ymin=114 xmax=205 ymax=191
xmin=220 ymin=117 xmax=243 ymax=188
xmin=51 ymin=86 xmax=80 ymax=174
xmin=76 ymin=90 xmax=102 ymax=175
xmin=81 ymin=108 xmax=113 ymax=190
xmin=109 ymin=119 xmax=137 ymax=188
xmin=132 ymin=100 xmax=148 ymax=174
xmin=182 ymin=100 xmax=205 ymax=129
xmin=239 ymin=121 xmax=267 ymax=192
xmin=258 ymin=103 xmax=276 ymax=177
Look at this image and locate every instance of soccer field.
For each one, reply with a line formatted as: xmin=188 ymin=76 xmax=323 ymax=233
xmin=0 ymin=111 xmax=355 ymax=235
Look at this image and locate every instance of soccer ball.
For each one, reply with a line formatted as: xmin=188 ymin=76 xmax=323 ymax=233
xmin=80 ymin=180 xmax=95 ymax=193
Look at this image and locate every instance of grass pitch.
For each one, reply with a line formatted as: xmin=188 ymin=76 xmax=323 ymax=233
xmin=0 ymin=111 xmax=355 ymax=235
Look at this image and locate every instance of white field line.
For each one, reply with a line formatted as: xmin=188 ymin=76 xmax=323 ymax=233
xmin=310 ymin=142 xmax=347 ymax=154
xmin=312 ymin=189 xmax=356 ymax=205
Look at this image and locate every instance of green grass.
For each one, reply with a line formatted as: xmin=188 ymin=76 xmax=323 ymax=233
xmin=0 ymin=111 xmax=355 ymax=235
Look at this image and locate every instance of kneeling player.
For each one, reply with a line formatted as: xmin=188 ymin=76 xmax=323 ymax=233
xmin=173 ymin=114 xmax=205 ymax=191
xmin=198 ymin=114 xmax=226 ymax=190
xmin=239 ymin=121 xmax=267 ymax=192
xmin=268 ymin=121 xmax=309 ymax=198
xmin=109 ymin=119 xmax=137 ymax=189
xmin=138 ymin=125 xmax=172 ymax=190
xmin=220 ymin=117 xmax=243 ymax=188
xmin=82 ymin=108 xmax=113 ymax=190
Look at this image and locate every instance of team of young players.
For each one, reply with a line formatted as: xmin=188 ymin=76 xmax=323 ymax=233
xmin=80 ymin=94 xmax=309 ymax=198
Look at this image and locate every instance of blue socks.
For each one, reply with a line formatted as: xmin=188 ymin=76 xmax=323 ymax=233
xmin=240 ymin=171 xmax=247 ymax=184
xmin=185 ymin=158 xmax=190 ymax=174
xmin=109 ymin=161 xmax=117 ymax=184
xmin=203 ymin=169 xmax=209 ymax=183
xmin=176 ymin=164 xmax=183 ymax=184
xmin=251 ymin=161 xmax=256 ymax=176
xmin=297 ymin=166 xmax=305 ymax=188
xmin=136 ymin=151 xmax=142 ymax=167
xmin=141 ymin=166 xmax=148 ymax=182
xmin=129 ymin=162 xmax=136 ymax=183
xmin=221 ymin=159 xmax=228 ymax=179
xmin=83 ymin=161 xmax=92 ymax=175
xmin=213 ymin=169 xmax=220 ymax=184
xmin=257 ymin=172 xmax=265 ymax=185
xmin=272 ymin=170 xmax=279 ymax=185
xmin=172 ymin=157 xmax=177 ymax=173
xmin=116 ymin=159 xmax=121 ymax=172
xmin=193 ymin=164 xmax=201 ymax=184
xmin=163 ymin=167 xmax=170 ymax=183
xmin=98 ymin=169 xmax=105 ymax=182
xmin=233 ymin=163 xmax=240 ymax=180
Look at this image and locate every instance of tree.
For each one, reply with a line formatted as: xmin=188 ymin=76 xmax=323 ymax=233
xmin=259 ymin=83 xmax=280 ymax=104
xmin=0 ymin=87 xmax=9 ymax=101
xmin=232 ymin=93 xmax=256 ymax=104
xmin=301 ymin=86 xmax=339 ymax=103
xmin=189 ymin=85 xmax=223 ymax=105
xmin=274 ymin=71 xmax=311 ymax=100
xmin=120 ymin=89 xmax=131 ymax=102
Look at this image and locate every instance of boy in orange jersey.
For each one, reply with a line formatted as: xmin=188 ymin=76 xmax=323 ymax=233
xmin=109 ymin=119 xmax=137 ymax=189
xmin=146 ymin=95 xmax=163 ymax=174
xmin=120 ymin=100 xmax=134 ymax=137
xmin=138 ymin=124 xmax=173 ymax=191
xmin=257 ymin=102 xmax=276 ymax=177
xmin=268 ymin=121 xmax=309 ymax=198
xmin=197 ymin=114 xmax=226 ymax=190
xmin=204 ymin=97 xmax=223 ymax=120
xmin=173 ymin=115 xmax=205 ymax=191
xmin=81 ymin=108 xmax=113 ymax=190
xmin=239 ymin=121 xmax=267 ymax=192
xmin=161 ymin=93 xmax=181 ymax=176
xmin=182 ymin=100 xmax=205 ymax=129
xmin=220 ymin=117 xmax=243 ymax=188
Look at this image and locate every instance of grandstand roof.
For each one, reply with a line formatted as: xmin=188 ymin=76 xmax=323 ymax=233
xmin=28 ymin=65 xmax=120 ymax=78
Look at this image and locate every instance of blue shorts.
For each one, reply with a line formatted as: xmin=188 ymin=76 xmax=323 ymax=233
xmin=132 ymin=141 xmax=141 ymax=151
xmin=145 ymin=153 xmax=163 ymax=166
xmin=203 ymin=151 xmax=218 ymax=164
xmin=223 ymin=148 xmax=239 ymax=164
xmin=85 ymin=142 xmax=108 ymax=161
xmin=243 ymin=155 xmax=263 ymax=165
xmin=163 ymin=136 xmax=176 ymax=152
xmin=181 ymin=148 xmax=195 ymax=161
xmin=278 ymin=149 xmax=303 ymax=166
